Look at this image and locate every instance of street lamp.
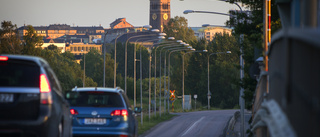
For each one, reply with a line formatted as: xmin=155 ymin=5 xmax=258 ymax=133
xmin=124 ymin=31 xmax=166 ymax=94
xmin=159 ymin=44 xmax=188 ymax=114
xmin=183 ymin=10 xmax=234 ymax=17
xmin=137 ymin=36 xmax=165 ymax=125
xmin=113 ymin=25 xmax=153 ymax=88
xmin=182 ymin=49 xmax=207 ymax=111
xmin=152 ymin=38 xmax=178 ymax=116
xmin=184 ymin=3 xmax=246 ymax=136
xmin=81 ymin=50 xmax=85 ymax=87
xmin=207 ymin=51 xmax=231 ymax=110
xmin=158 ymin=44 xmax=186 ymax=116
xmin=133 ymin=31 xmax=162 ymax=108
xmin=163 ymin=46 xmax=193 ymax=112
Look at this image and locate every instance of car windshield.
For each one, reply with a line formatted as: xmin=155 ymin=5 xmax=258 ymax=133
xmin=67 ymin=92 xmax=124 ymax=107
xmin=0 ymin=60 xmax=40 ymax=87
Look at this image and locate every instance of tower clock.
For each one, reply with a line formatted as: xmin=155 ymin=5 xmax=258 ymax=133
xmin=150 ymin=0 xmax=171 ymax=32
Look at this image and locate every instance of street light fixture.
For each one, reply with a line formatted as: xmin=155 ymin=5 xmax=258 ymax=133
xmin=81 ymin=50 xmax=85 ymax=87
xmin=137 ymin=36 xmax=165 ymax=125
xmin=159 ymin=43 xmax=189 ymax=114
xmin=124 ymin=31 xmax=166 ymax=94
xmin=182 ymin=50 xmax=207 ymax=111
xmin=152 ymin=39 xmax=179 ymax=116
xmin=207 ymin=51 xmax=231 ymax=110
xmin=183 ymin=5 xmax=245 ymax=136
xmin=113 ymin=25 xmax=153 ymax=88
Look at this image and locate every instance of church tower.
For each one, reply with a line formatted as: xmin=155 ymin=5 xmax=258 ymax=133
xmin=149 ymin=0 xmax=171 ymax=32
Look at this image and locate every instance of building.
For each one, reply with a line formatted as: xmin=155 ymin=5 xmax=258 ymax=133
xmin=110 ymin=18 xmax=134 ymax=29
xmin=149 ymin=0 xmax=171 ymax=32
xmin=17 ymin=24 xmax=105 ymax=41
xmin=191 ymin=26 xmax=233 ymax=41
xmin=42 ymin=39 xmax=66 ymax=52
xmin=65 ymin=43 xmax=102 ymax=56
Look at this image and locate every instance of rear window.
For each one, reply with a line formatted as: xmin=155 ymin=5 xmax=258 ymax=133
xmin=66 ymin=92 xmax=124 ymax=107
xmin=0 ymin=60 xmax=40 ymax=87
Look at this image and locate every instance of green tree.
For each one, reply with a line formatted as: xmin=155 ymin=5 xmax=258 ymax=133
xmin=80 ymin=48 xmax=115 ymax=87
xmin=0 ymin=21 xmax=22 ymax=54
xmin=47 ymin=44 xmax=58 ymax=51
xmin=163 ymin=16 xmax=197 ymax=43
xmin=40 ymin=50 xmax=92 ymax=93
xmin=22 ymin=25 xmax=43 ymax=56
xmin=226 ymin=0 xmax=281 ymax=109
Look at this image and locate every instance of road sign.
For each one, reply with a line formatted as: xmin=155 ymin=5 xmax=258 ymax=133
xmin=194 ymin=94 xmax=197 ymax=99
xmin=169 ymin=90 xmax=175 ymax=103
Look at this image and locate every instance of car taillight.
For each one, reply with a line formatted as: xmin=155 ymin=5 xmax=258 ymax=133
xmin=111 ymin=109 xmax=128 ymax=116
xmin=0 ymin=56 xmax=8 ymax=61
xmin=120 ymin=135 xmax=128 ymax=137
xmin=40 ymin=74 xmax=52 ymax=104
xmin=70 ymin=109 xmax=78 ymax=115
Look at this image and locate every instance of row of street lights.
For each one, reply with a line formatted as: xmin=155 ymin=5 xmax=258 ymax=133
xmin=86 ymin=27 xmax=234 ymax=126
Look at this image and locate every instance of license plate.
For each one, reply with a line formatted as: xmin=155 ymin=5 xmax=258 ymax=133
xmin=84 ymin=118 xmax=106 ymax=125
xmin=0 ymin=94 xmax=14 ymax=103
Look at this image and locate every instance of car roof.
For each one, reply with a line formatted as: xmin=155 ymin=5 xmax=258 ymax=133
xmin=71 ymin=87 xmax=124 ymax=94
xmin=1 ymin=54 xmax=49 ymax=66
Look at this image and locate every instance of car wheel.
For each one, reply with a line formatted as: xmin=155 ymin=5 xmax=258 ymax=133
xmin=58 ymin=121 xmax=63 ymax=137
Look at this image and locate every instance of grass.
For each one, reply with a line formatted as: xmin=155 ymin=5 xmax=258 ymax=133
xmin=136 ymin=112 xmax=176 ymax=135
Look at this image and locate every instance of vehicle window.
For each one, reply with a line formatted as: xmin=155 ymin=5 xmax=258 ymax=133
xmin=0 ymin=60 xmax=40 ymax=87
xmin=66 ymin=92 xmax=124 ymax=107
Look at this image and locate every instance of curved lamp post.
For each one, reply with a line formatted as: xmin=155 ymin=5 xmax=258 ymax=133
xmin=113 ymin=25 xmax=153 ymax=88
xmin=158 ymin=43 xmax=188 ymax=115
xmin=207 ymin=51 xmax=231 ymax=110
xmin=183 ymin=5 xmax=245 ymax=136
xmin=182 ymin=49 xmax=208 ymax=111
xmin=124 ymin=31 xmax=166 ymax=94
xmin=136 ymin=36 xmax=165 ymax=125
xmin=151 ymin=38 xmax=178 ymax=116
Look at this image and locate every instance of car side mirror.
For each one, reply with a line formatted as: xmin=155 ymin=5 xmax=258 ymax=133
xmin=134 ymin=107 xmax=141 ymax=113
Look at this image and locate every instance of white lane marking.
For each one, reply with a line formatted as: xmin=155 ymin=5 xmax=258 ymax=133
xmin=181 ymin=116 xmax=206 ymax=136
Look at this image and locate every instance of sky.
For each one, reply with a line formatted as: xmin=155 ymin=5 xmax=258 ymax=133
xmin=0 ymin=0 xmax=242 ymax=28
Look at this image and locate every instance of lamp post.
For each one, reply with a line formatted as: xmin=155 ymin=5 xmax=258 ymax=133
xmin=159 ymin=44 xmax=184 ymax=116
xmin=164 ymin=46 xmax=193 ymax=111
xmin=182 ymin=50 xmax=208 ymax=111
xmin=124 ymin=31 xmax=166 ymax=94
xmin=136 ymin=37 xmax=165 ymax=124
xmin=81 ymin=50 xmax=85 ymax=87
xmin=132 ymin=32 xmax=161 ymax=108
xmin=102 ymin=32 xmax=109 ymax=87
xmin=167 ymin=47 xmax=193 ymax=112
xmin=159 ymin=44 xmax=187 ymax=114
xmin=152 ymin=39 xmax=177 ymax=116
xmin=184 ymin=3 xmax=245 ymax=136
xmin=207 ymin=51 xmax=231 ymax=110
xmin=113 ymin=25 xmax=152 ymax=88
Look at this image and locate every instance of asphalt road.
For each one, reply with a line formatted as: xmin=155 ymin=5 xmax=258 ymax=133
xmin=142 ymin=109 xmax=238 ymax=137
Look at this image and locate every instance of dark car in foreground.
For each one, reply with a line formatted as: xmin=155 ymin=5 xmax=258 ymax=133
xmin=66 ymin=87 xmax=139 ymax=137
xmin=0 ymin=55 xmax=72 ymax=137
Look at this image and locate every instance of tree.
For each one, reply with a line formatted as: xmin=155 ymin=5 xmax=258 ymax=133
xmin=184 ymin=33 xmax=240 ymax=108
xmin=0 ymin=21 xmax=22 ymax=54
xmin=226 ymin=0 xmax=282 ymax=109
xmin=47 ymin=44 xmax=58 ymax=51
xmin=80 ymin=48 xmax=115 ymax=87
xmin=22 ymin=25 xmax=43 ymax=56
xmin=163 ymin=16 xmax=197 ymax=43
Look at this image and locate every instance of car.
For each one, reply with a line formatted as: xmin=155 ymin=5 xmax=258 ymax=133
xmin=0 ymin=55 xmax=72 ymax=137
xmin=66 ymin=87 xmax=140 ymax=137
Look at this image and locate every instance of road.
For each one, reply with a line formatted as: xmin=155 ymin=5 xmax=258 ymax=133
xmin=142 ymin=109 xmax=238 ymax=137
